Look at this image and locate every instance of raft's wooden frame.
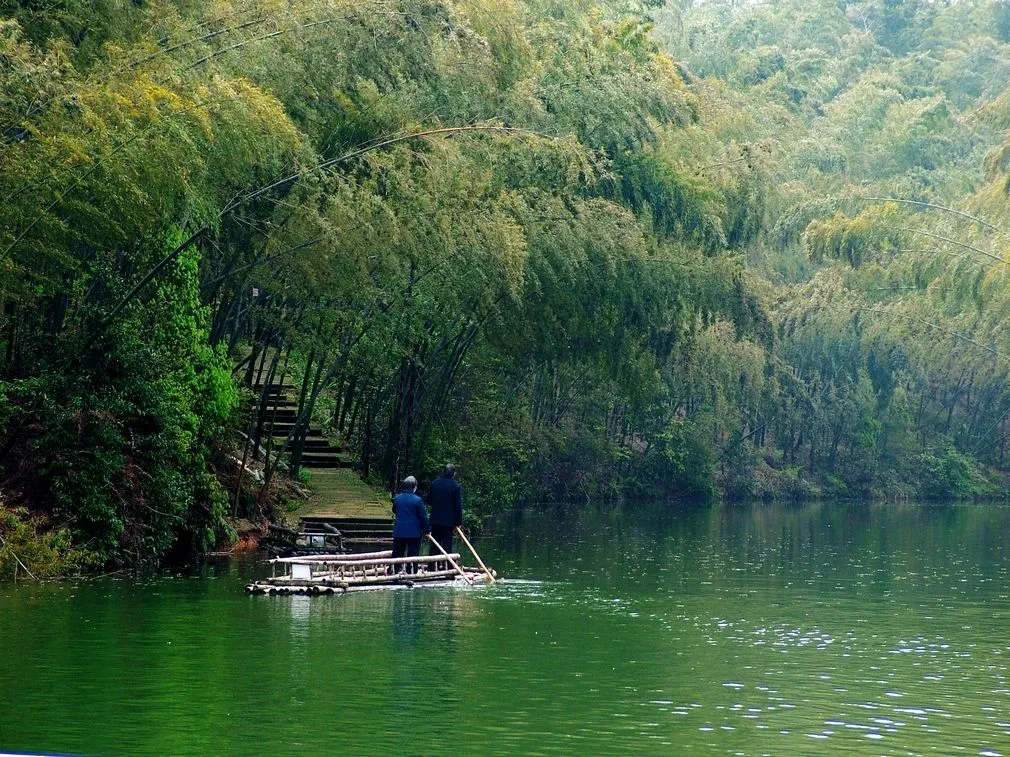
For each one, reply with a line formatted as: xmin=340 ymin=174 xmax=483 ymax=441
xmin=245 ymin=550 xmax=497 ymax=594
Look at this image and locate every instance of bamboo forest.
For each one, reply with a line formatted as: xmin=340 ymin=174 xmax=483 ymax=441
xmin=3 ymin=0 xmax=1010 ymax=572
xmin=15 ymin=2 xmax=1010 ymax=756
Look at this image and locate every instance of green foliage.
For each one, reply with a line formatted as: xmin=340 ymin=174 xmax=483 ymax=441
xmin=803 ymin=205 xmax=905 ymax=268
xmin=917 ymin=445 xmax=983 ymax=500
xmin=636 ymin=420 xmax=714 ymax=500
xmin=11 ymin=0 xmax=1010 ymax=579
xmin=6 ymin=232 xmax=238 ymax=566
xmin=0 ymin=505 xmax=96 ymax=578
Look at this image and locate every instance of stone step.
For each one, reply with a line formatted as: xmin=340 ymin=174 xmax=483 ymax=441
xmin=306 ymin=527 xmax=392 ymax=540
xmin=252 ymin=385 xmax=295 ymax=395
xmin=262 ymin=399 xmax=298 ymax=409
xmin=301 ymin=515 xmax=392 ymax=539
xmin=268 ymin=423 xmax=319 ymax=435
xmin=300 ymin=456 xmax=354 ymax=468
xmin=270 ymin=439 xmax=331 ymax=452
xmin=337 ymin=529 xmax=393 ymax=540
xmin=301 ymin=449 xmax=346 ymax=460
xmin=270 ymin=428 xmax=326 ymax=438
xmin=263 ymin=410 xmax=298 ymax=421
xmin=268 ymin=441 xmax=344 ymax=455
xmin=305 ymin=517 xmax=393 ymax=528
xmin=301 ymin=439 xmax=341 ymax=451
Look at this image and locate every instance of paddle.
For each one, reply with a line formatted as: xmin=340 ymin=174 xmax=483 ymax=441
xmin=426 ymin=533 xmax=473 ymax=584
xmin=455 ymin=526 xmax=495 ymax=583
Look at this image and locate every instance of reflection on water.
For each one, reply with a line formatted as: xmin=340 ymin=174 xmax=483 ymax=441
xmin=2 ymin=502 xmax=1010 ymax=755
xmin=286 ymin=594 xmax=311 ymax=640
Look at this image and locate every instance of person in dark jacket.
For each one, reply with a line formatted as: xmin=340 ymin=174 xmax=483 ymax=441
xmin=391 ymin=476 xmax=429 ymax=574
xmin=427 ymin=464 xmax=463 ymax=568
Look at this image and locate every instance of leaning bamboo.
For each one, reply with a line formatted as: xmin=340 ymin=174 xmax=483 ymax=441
xmin=271 ymin=549 xmax=393 ymax=563
xmin=427 ymin=534 xmax=473 ymax=584
xmin=281 ymin=553 xmax=460 ymax=568
xmin=455 ymin=527 xmax=495 ymax=583
xmin=0 ymin=533 xmax=35 ymax=580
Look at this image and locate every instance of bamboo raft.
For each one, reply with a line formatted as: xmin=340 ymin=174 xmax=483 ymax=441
xmin=245 ymin=546 xmax=498 ymax=595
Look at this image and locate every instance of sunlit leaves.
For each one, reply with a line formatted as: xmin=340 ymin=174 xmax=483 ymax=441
xmin=803 ymin=204 xmax=905 ymax=268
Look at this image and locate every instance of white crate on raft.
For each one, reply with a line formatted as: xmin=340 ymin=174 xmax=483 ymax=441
xmin=291 ymin=562 xmax=313 ymax=580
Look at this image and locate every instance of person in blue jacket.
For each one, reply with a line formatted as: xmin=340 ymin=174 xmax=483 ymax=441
xmin=391 ymin=475 xmax=429 ymax=574
xmin=427 ymin=464 xmax=463 ymax=570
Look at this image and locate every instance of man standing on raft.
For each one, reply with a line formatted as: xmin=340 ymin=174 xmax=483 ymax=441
xmin=427 ymin=464 xmax=463 ymax=568
xmin=392 ymin=475 xmax=429 ymax=574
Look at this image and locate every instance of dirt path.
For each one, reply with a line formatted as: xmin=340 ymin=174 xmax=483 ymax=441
xmin=290 ymin=468 xmax=390 ymax=521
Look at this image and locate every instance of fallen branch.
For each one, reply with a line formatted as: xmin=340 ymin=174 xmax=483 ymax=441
xmin=0 ymin=532 xmax=37 ymax=580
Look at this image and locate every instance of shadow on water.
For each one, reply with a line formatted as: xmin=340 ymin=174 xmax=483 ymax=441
xmin=4 ymin=500 xmax=1010 ymax=755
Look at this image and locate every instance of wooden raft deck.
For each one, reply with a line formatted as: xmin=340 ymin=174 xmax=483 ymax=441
xmin=246 ymin=550 xmax=497 ymax=594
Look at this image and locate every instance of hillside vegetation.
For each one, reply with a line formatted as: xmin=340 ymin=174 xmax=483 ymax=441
xmin=2 ymin=0 xmax=1010 ymax=572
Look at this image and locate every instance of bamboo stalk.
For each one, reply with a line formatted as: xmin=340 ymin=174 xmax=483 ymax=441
xmin=320 ymin=564 xmax=485 ymax=580
xmin=427 ymin=534 xmax=473 ymax=584
xmin=271 ymin=549 xmax=392 ymax=563
xmin=321 ymin=560 xmax=475 ymax=580
xmin=273 ymin=552 xmax=452 ymax=566
xmin=455 ymin=527 xmax=495 ymax=583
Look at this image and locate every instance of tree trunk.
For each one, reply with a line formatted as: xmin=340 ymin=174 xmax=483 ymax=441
xmin=338 ymin=374 xmax=357 ymax=432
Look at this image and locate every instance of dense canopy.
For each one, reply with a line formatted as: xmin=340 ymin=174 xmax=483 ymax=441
xmin=2 ymin=0 xmax=1010 ymax=572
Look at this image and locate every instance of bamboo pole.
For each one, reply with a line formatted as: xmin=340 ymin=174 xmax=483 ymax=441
xmin=272 ymin=552 xmax=448 ymax=566
xmin=455 ymin=527 xmax=495 ymax=583
xmin=271 ymin=550 xmax=392 ymax=564
xmin=258 ymin=568 xmax=465 ymax=587
xmin=312 ymin=564 xmax=487 ymax=581
xmin=427 ymin=534 xmax=473 ymax=584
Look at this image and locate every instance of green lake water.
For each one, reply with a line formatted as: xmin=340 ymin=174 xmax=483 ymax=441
xmin=3 ymin=501 xmax=1010 ymax=756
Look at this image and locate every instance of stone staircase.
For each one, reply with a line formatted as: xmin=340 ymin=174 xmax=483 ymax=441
xmin=255 ymin=383 xmax=352 ymax=469
xmin=300 ymin=514 xmax=395 ymax=545
xmin=253 ymin=376 xmax=392 ymax=543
